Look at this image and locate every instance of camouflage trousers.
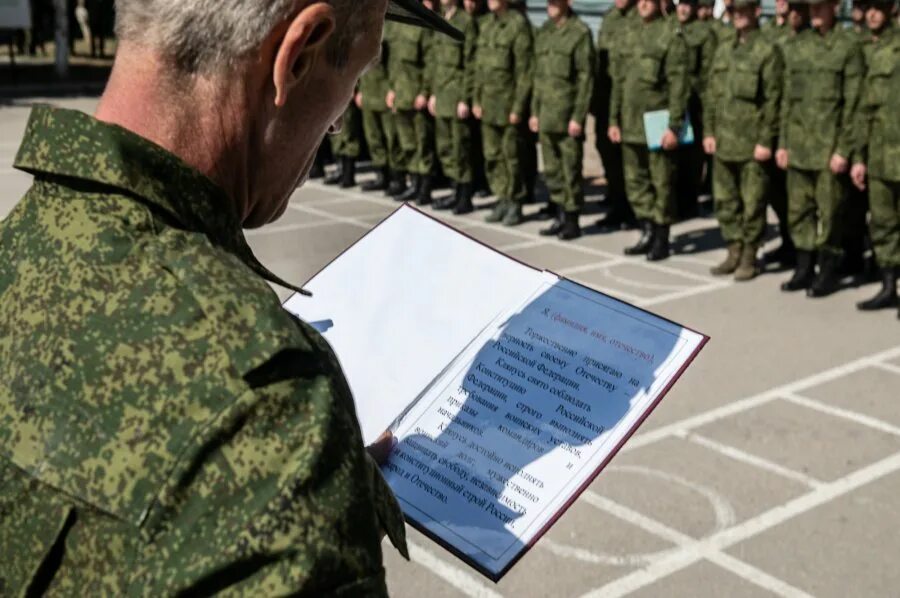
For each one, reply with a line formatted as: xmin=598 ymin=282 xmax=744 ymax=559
xmin=482 ymin=123 xmax=528 ymax=203
xmin=539 ymin=132 xmax=584 ymax=213
xmin=712 ymin=157 xmax=769 ymax=246
xmin=869 ymin=177 xmax=900 ymax=269
xmin=594 ymin=113 xmax=627 ymax=207
xmin=622 ymin=143 xmax=677 ymax=226
xmin=330 ymin=104 xmax=362 ymax=159
xmin=787 ymin=167 xmax=847 ymax=256
xmin=435 ymin=116 xmax=473 ymax=184
xmin=395 ymin=109 xmax=436 ymax=176
xmin=362 ymin=109 xmax=396 ymax=169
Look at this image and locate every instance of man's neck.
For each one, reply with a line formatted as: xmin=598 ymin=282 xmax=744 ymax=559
xmin=95 ymin=44 xmax=252 ymax=218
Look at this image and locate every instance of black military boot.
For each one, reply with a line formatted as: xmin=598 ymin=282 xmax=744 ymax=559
xmin=781 ymin=250 xmax=816 ymax=292
xmin=362 ymin=167 xmax=389 ymax=192
xmin=646 ymin=224 xmax=671 ymax=262
xmin=558 ymin=211 xmax=582 ymax=241
xmin=807 ymin=252 xmax=841 ymax=298
xmin=387 ymin=171 xmax=408 ymax=197
xmin=625 ymin=220 xmax=654 ymax=256
xmin=324 ymin=161 xmax=343 ymax=185
xmin=539 ymin=205 xmax=563 ymax=236
xmin=416 ymin=175 xmax=434 ymax=206
xmin=398 ymin=174 xmax=420 ymax=202
xmin=857 ymin=267 xmax=898 ymax=311
xmin=339 ymin=157 xmax=356 ymax=188
xmin=453 ymin=184 xmax=475 ymax=215
xmin=434 ymin=184 xmax=459 ymax=210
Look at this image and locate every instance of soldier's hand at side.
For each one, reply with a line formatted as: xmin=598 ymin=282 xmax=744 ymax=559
xmin=366 ymin=431 xmax=396 ymax=466
xmin=703 ymin=136 xmax=716 ymax=155
xmin=427 ymin=95 xmax=437 ymax=117
xmin=776 ymin=149 xmax=789 ymax=170
xmin=851 ymin=163 xmax=867 ymax=191
xmin=509 ymin=113 xmax=521 ymax=125
xmin=608 ymin=126 xmax=622 ymax=144
xmin=457 ymin=102 xmax=470 ymax=120
xmin=829 ymin=153 xmax=849 ymax=175
xmin=568 ymin=120 xmax=583 ymax=139
xmin=414 ymin=94 xmax=429 ymax=111
xmin=473 ymin=105 xmax=483 ymax=120
xmin=753 ymin=145 xmax=772 ymax=163
xmin=661 ymin=129 xmax=678 ymax=152
xmin=529 ymin=116 xmax=540 ymax=134
xmin=386 ymin=90 xmax=396 ymax=111
xmin=354 ymin=92 xmax=363 ymax=110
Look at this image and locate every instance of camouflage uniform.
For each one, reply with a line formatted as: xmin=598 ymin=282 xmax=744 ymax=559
xmin=705 ymin=26 xmax=783 ymax=274
xmin=359 ymin=41 xmax=397 ymax=176
xmin=472 ymin=7 xmax=534 ymax=223
xmin=610 ymin=15 xmax=690 ymax=228
xmin=330 ymin=103 xmax=363 ymax=161
xmin=429 ymin=8 xmax=477 ymax=186
xmin=780 ymin=26 xmax=864 ymax=256
xmin=593 ymin=3 xmax=640 ymax=224
xmin=0 ymin=106 xmax=408 ymax=595
xmin=531 ymin=13 xmax=595 ymax=214
xmin=855 ymin=25 xmax=900 ymax=270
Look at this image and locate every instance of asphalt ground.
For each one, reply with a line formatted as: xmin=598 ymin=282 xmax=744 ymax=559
xmin=1 ymin=97 xmax=898 ymax=598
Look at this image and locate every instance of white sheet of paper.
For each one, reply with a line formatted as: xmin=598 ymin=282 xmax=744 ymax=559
xmin=283 ymin=206 xmax=547 ymax=445
xmin=382 ymin=278 xmax=705 ymax=578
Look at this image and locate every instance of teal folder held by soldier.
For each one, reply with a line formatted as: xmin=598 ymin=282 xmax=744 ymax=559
xmin=643 ymin=109 xmax=695 ymax=150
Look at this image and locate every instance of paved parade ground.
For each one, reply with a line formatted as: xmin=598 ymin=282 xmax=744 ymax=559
xmin=2 ymin=98 xmax=898 ymax=598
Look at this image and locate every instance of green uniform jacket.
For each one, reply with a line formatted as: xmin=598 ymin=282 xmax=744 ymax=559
xmin=682 ymin=19 xmax=718 ymax=97
xmin=359 ymin=39 xmax=391 ymax=113
xmin=855 ymin=26 xmax=900 ymax=181
xmin=761 ymin=19 xmax=790 ymax=46
xmin=531 ymin=15 xmax=595 ymax=134
xmin=428 ymin=9 xmax=477 ymax=119
xmin=593 ymin=6 xmax=639 ymax=118
xmin=611 ymin=16 xmax=690 ymax=145
xmin=779 ymin=27 xmax=864 ymax=170
xmin=0 ymin=107 xmax=407 ymax=596
xmin=472 ymin=10 xmax=534 ymax=127
xmin=705 ymin=29 xmax=784 ymax=162
xmin=386 ymin=21 xmax=432 ymax=110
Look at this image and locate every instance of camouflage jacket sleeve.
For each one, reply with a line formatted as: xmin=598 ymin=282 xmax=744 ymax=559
xmin=702 ymin=46 xmax=721 ymax=138
xmin=464 ymin=18 xmax=478 ymax=106
xmin=665 ymin=31 xmax=690 ymax=133
xmin=835 ymin=41 xmax=865 ymax=159
xmin=512 ymin=22 xmax=535 ymax=118
xmin=698 ymin=28 xmax=718 ymax=96
xmin=778 ymin=48 xmax=791 ymax=151
xmin=572 ymin=29 xmax=597 ymax=127
xmin=421 ymin=31 xmax=435 ymax=97
xmin=851 ymin=73 xmax=872 ymax=164
xmin=757 ymin=45 xmax=784 ymax=149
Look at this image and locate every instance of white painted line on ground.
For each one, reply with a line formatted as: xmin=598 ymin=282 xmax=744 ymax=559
xmin=581 ymin=450 xmax=900 ymax=598
xmin=706 ymin=553 xmax=817 ymax=598
xmin=873 ymin=362 xmax=900 ymax=377
xmin=288 ymin=202 xmax=374 ymax=230
xmin=669 ymin=254 xmax=720 ymax=268
xmin=407 ymin=540 xmax=503 ymax=598
xmin=600 ymin=265 xmax=694 ymax=292
xmin=782 ymin=393 xmax=900 ymax=438
xmin=557 ymin=261 xmax=623 ymax=277
xmin=246 ymin=219 xmax=348 ymax=236
xmin=495 ymin=239 xmax=548 ymax=252
xmin=677 ymin=430 xmax=824 ymax=489
xmin=637 ymin=281 xmax=733 ymax=308
xmin=624 ymin=345 xmax=900 ymax=454
xmin=289 ymin=194 xmax=360 ymax=208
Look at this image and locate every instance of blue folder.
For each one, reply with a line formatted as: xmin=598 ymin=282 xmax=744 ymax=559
xmin=643 ymin=110 xmax=695 ymax=151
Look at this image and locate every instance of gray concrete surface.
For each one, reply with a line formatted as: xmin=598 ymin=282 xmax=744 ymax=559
xmin=1 ymin=98 xmax=898 ymax=598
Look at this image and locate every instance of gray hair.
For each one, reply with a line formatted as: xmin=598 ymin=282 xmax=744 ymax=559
xmin=115 ymin=0 xmax=369 ymax=73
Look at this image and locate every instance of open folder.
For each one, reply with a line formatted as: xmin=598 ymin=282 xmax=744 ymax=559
xmin=283 ymin=205 xmax=707 ymax=581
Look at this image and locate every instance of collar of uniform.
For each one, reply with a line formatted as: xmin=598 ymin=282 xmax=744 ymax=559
xmin=14 ymin=105 xmax=311 ymax=297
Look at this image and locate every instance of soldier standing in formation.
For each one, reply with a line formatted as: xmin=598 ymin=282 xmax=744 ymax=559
xmin=530 ymin=0 xmax=596 ymax=241
xmin=324 ymin=104 xmax=362 ymax=188
xmin=609 ymin=0 xmax=690 ymax=261
xmin=593 ymin=0 xmax=639 ymax=230
xmin=852 ymin=0 xmax=899 ymax=314
xmin=472 ymin=0 xmax=534 ymax=226
xmin=430 ymin=0 xmax=479 ymax=214
xmin=778 ymin=0 xmax=864 ymax=297
xmin=357 ymin=36 xmax=398 ymax=194
xmin=704 ymin=0 xmax=783 ymax=281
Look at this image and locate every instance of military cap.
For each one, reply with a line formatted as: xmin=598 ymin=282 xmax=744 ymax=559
xmin=388 ymin=0 xmax=464 ymax=40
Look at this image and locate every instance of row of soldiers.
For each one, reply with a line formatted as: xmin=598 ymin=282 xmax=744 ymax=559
xmin=315 ymin=0 xmax=899 ymax=315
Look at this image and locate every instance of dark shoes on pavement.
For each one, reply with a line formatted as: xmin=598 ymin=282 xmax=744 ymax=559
xmin=324 ymin=157 xmax=356 ymax=188
xmin=782 ymin=250 xmax=816 ymax=292
xmin=539 ymin=208 xmax=581 ymax=241
xmin=857 ymin=268 xmax=899 ymax=312
xmin=361 ymin=168 xmax=389 ymax=192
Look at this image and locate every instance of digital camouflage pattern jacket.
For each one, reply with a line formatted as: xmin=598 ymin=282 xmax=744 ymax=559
xmin=385 ymin=20 xmax=433 ymax=111
xmin=705 ymin=28 xmax=784 ymax=162
xmin=472 ymin=9 xmax=534 ymax=127
xmin=779 ymin=26 xmax=864 ymax=170
xmin=531 ymin=14 xmax=595 ymax=134
xmin=855 ymin=26 xmax=900 ymax=181
xmin=427 ymin=8 xmax=478 ymax=120
xmin=0 ymin=106 xmax=407 ymax=596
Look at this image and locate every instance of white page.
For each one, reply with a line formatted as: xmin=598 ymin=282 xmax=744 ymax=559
xmin=382 ymin=278 xmax=705 ymax=579
xmin=283 ymin=206 xmax=548 ymax=445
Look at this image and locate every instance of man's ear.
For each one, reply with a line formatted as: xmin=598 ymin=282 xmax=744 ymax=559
xmin=273 ymin=3 xmax=336 ymax=107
